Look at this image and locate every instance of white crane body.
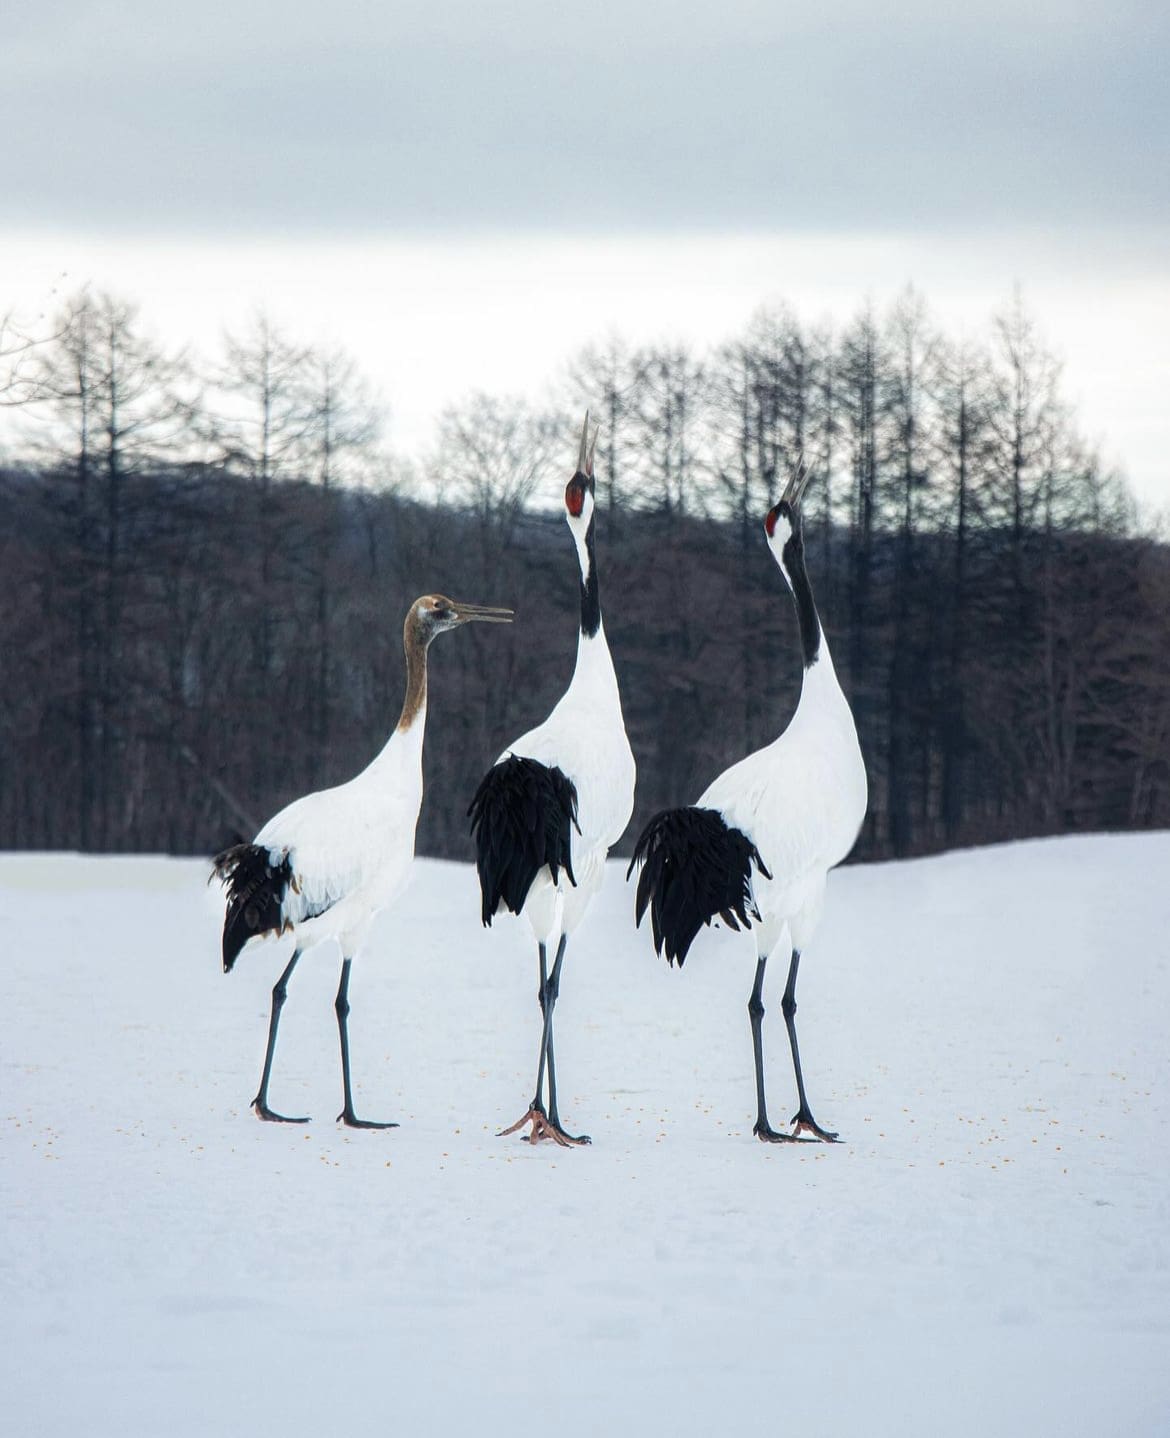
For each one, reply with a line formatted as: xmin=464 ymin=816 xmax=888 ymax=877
xmin=214 ymin=594 xmax=512 ymax=1126
xmin=701 ymin=647 xmax=866 ymax=957
xmin=629 ymin=463 xmax=867 ymax=1144
xmin=469 ymin=414 xmax=634 ymax=1146
xmin=500 ymin=621 xmax=634 ymax=944
xmin=251 ymin=720 xmax=425 ymax=959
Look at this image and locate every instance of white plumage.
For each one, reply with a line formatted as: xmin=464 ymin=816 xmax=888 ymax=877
xmin=630 ymin=462 xmax=866 ymax=1143
xmin=470 ymin=414 xmax=635 ymax=1147
xmin=214 ymin=592 xmax=512 ymax=1127
xmin=500 ymin=620 xmax=635 ymax=943
xmin=253 ymin=725 xmax=426 ymax=956
xmin=699 ymin=642 xmax=866 ymax=960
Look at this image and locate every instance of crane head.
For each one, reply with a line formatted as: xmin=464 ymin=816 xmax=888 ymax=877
xmin=409 ymin=594 xmax=514 ymax=644
xmin=764 ymin=457 xmax=813 ymax=547
xmin=564 ymin=410 xmax=599 ymax=525
xmin=764 ymin=458 xmax=814 ymax=592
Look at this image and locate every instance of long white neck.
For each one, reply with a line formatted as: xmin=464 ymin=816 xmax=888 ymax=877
xmin=791 ymin=632 xmax=851 ymax=727
xmin=363 ymin=697 xmax=426 ymax=781
xmin=567 ymin=619 xmax=622 ymax=706
xmin=772 ymin=525 xmax=855 ymax=736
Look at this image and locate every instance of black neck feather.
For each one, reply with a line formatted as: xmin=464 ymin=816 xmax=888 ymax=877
xmin=579 ymin=517 xmax=601 ymax=638
xmin=782 ymin=529 xmax=822 ymax=667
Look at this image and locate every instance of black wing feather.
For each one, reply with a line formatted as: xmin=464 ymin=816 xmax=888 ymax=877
xmin=212 ymin=843 xmax=294 ymax=973
xmin=467 ymin=755 xmax=579 ymax=927
xmin=626 ymin=806 xmax=771 ymax=967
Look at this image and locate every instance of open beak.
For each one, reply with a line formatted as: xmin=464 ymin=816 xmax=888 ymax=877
xmin=779 ymin=456 xmax=813 ymax=508
xmin=576 ymin=410 xmax=599 ymax=479
xmin=452 ymin=602 xmax=514 ymax=625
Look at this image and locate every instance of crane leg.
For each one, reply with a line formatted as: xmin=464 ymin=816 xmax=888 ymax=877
xmin=782 ymin=950 xmax=839 ymax=1143
xmin=543 ymin=941 xmax=560 ymax=1121
xmin=543 ymin=937 xmax=589 ymax=1143
xmin=253 ymin=949 xmax=310 ymax=1123
xmin=748 ymin=954 xmax=807 ymax=1143
xmin=334 ymin=957 xmax=399 ymax=1130
xmin=498 ymin=936 xmax=590 ymax=1147
xmin=533 ymin=941 xmax=554 ymax=1108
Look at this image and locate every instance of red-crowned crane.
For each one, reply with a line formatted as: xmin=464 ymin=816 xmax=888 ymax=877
xmin=468 ymin=414 xmax=635 ymax=1147
xmin=628 ymin=462 xmax=867 ymax=1143
xmin=213 ymin=593 xmax=513 ymax=1126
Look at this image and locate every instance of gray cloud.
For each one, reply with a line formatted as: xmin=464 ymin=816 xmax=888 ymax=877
xmin=1 ymin=0 xmax=1167 ymax=234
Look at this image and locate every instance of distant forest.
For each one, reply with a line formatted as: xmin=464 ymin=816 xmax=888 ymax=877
xmin=0 ymin=288 xmax=1167 ymax=863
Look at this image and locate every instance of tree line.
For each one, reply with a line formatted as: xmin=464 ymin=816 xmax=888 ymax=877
xmin=0 ymin=288 xmax=1166 ymax=864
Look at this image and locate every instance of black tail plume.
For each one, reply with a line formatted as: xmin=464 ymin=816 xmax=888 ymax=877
xmin=467 ymin=755 xmax=579 ymax=926
xmin=626 ymin=807 xmax=771 ymax=967
xmin=212 ymin=843 xmax=293 ymax=973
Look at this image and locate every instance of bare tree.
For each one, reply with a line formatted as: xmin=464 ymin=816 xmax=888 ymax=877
xmin=431 ymin=392 xmax=557 ymax=540
xmin=883 ymin=289 xmax=938 ymax=853
xmin=1 ymin=281 xmax=1167 ymax=864
xmin=990 ymin=289 xmax=1060 ymax=556
xmin=23 ymin=290 xmax=197 ymax=846
xmin=0 ymin=308 xmax=46 ymax=411
xmin=932 ymin=336 xmax=996 ymax=841
xmin=212 ymin=314 xmax=312 ymax=729
xmin=633 ymin=344 xmax=708 ymax=517
xmin=564 ymin=337 xmax=647 ymax=515
xmin=297 ymin=346 xmax=384 ymax=783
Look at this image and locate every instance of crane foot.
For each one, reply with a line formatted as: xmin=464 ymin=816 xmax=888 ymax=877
xmin=754 ymin=1118 xmax=815 ymax=1144
xmin=791 ymin=1110 xmax=840 ymax=1143
xmin=336 ymin=1109 xmax=400 ymax=1129
xmin=253 ymin=1099 xmax=310 ymax=1124
xmin=498 ymin=1104 xmax=590 ymax=1147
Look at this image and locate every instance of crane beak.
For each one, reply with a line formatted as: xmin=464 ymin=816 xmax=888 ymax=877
xmin=451 ymin=602 xmax=514 ymax=625
xmin=576 ymin=410 xmax=599 ymax=480
xmin=780 ymin=456 xmax=813 ymax=508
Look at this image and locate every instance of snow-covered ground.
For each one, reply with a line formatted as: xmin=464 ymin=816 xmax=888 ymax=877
xmin=2 ymin=834 xmax=1168 ymax=1436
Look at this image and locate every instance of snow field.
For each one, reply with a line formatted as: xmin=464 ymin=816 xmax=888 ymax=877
xmin=1 ymin=834 xmax=1168 ymax=1435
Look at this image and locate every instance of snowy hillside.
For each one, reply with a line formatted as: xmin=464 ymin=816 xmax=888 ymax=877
xmin=2 ymin=834 xmax=1168 ymax=1436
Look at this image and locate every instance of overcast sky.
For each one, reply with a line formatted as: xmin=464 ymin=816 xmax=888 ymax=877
xmin=1 ymin=1 xmax=1167 ymax=506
